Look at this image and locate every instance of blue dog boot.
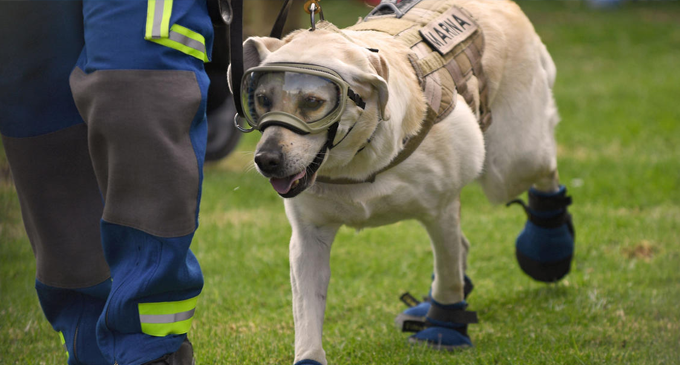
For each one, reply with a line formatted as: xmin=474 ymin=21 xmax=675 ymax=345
xmin=395 ymin=275 xmax=473 ymax=332
xmin=408 ymin=299 xmax=477 ymax=350
xmin=508 ymin=186 xmax=575 ymax=283
xmin=294 ymin=360 xmax=323 ymax=365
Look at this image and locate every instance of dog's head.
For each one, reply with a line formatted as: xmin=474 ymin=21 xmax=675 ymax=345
xmin=236 ymin=24 xmax=391 ymax=198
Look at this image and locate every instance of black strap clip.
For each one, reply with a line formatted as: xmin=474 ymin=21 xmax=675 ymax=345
xmin=399 ymin=292 xmax=421 ymax=308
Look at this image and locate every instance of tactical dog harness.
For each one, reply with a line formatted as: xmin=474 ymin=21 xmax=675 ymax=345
xmin=316 ymin=0 xmax=492 ymax=184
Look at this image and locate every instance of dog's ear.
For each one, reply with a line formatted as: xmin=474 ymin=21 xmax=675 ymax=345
xmin=364 ymin=51 xmax=391 ymax=120
xmin=243 ymin=36 xmax=286 ymax=70
xmin=227 ymin=37 xmax=285 ymax=93
xmin=368 ymin=51 xmax=389 ymax=85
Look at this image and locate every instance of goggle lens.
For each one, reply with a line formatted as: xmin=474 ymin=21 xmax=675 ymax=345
xmin=242 ymin=71 xmax=341 ymax=126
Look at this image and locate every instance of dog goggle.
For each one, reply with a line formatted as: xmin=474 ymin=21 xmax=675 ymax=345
xmin=237 ymin=63 xmax=365 ymax=134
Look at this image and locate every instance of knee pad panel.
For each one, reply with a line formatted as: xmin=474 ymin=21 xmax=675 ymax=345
xmin=2 ymin=124 xmax=109 ymax=288
xmin=70 ymin=67 xmax=203 ymax=237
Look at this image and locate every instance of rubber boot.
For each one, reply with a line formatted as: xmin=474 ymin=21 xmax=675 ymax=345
xmin=409 ymin=299 xmax=478 ymax=350
xmin=508 ymin=186 xmax=574 ymax=282
xmin=395 ymin=275 xmax=473 ymax=332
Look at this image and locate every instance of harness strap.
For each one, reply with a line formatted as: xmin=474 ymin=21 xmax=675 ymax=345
xmin=317 ymin=2 xmax=493 ymax=185
xmin=316 ymin=106 xmax=438 ymax=184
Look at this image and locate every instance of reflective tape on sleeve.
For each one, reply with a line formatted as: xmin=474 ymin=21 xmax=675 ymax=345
xmin=146 ymin=0 xmax=173 ymax=39
xmin=138 ymin=295 xmax=198 ymax=337
xmin=147 ymin=23 xmax=210 ymax=62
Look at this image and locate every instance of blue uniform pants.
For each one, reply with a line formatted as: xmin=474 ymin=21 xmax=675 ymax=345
xmin=0 ymin=1 xmax=213 ymax=364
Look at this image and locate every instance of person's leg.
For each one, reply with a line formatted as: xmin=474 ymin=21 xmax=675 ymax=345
xmin=69 ymin=1 xmax=213 ymax=363
xmin=0 ymin=2 xmax=111 ymax=364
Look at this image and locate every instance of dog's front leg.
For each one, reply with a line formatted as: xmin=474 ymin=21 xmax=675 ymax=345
xmin=411 ymin=197 xmax=479 ymax=349
xmin=288 ymin=217 xmax=339 ymax=365
xmin=422 ymin=198 xmax=467 ymax=304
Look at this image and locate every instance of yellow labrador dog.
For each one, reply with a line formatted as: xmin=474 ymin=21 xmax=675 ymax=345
xmin=233 ymin=0 xmax=574 ymax=363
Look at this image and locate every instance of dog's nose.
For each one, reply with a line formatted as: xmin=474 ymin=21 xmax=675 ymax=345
xmin=255 ymin=150 xmax=284 ymax=174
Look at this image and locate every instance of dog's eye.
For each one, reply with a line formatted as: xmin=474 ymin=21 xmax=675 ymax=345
xmin=256 ymin=94 xmax=272 ymax=110
xmin=301 ymin=96 xmax=325 ymax=111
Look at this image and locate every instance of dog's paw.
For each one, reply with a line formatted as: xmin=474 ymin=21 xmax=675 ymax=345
xmin=509 ymin=186 xmax=574 ymax=282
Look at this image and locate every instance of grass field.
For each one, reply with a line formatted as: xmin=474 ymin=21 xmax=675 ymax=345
xmin=1 ymin=1 xmax=679 ymax=364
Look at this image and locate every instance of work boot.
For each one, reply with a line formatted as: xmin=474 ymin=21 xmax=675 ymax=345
xmin=142 ymin=338 xmax=195 ymax=365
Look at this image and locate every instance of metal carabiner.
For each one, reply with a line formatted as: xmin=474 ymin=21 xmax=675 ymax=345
xmin=310 ymin=2 xmax=317 ymax=31
xmin=234 ymin=114 xmax=255 ymax=133
xmin=305 ymin=0 xmax=323 ymax=31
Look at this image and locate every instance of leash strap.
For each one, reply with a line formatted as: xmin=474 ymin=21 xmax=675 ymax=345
xmin=229 ymin=0 xmax=245 ymax=118
xmin=230 ymin=0 xmax=295 ymax=123
xmin=270 ymin=0 xmax=294 ymax=38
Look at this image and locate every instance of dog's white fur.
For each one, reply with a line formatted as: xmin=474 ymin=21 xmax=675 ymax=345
xmin=241 ymin=1 xmax=561 ymax=363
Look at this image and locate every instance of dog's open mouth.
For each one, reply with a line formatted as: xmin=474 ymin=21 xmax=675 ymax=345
xmin=269 ymin=169 xmax=316 ymax=198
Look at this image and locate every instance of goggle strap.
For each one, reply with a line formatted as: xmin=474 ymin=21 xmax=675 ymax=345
xmin=258 ymin=121 xmax=310 ymax=135
xmin=326 ymin=122 xmax=340 ymax=150
xmin=330 ymin=121 xmax=356 ymax=149
xmin=347 ymin=88 xmax=366 ymax=109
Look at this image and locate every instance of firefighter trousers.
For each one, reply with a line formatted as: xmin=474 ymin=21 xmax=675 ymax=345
xmin=0 ymin=1 xmax=213 ymax=364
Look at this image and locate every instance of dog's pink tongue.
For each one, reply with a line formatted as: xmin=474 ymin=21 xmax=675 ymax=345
xmin=269 ymin=171 xmax=306 ymax=194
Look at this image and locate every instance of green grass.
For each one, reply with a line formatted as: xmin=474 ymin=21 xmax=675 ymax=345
xmin=2 ymin=1 xmax=680 ymax=364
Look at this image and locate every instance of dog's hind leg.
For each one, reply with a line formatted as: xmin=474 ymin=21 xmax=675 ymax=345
xmin=288 ymin=221 xmax=340 ymax=365
xmin=533 ymin=169 xmax=561 ymax=193
xmin=406 ymin=198 xmax=479 ymax=350
xmin=509 ymin=168 xmax=575 ymax=283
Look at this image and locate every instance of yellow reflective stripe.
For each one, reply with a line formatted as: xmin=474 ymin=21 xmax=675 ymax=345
xmin=139 ymin=295 xmax=198 ymax=316
xmin=145 ymin=0 xmax=154 ymax=39
xmin=161 ymin=0 xmax=173 ymax=38
xmin=138 ymin=296 xmax=198 ymax=337
xmin=141 ymin=318 xmax=194 ymax=337
xmin=59 ymin=332 xmax=68 ymax=358
xmin=148 ymin=24 xmax=209 ymax=62
xmin=145 ymin=0 xmax=173 ymax=39
xmin=171 ymin=24 xmax=205 ymax=46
